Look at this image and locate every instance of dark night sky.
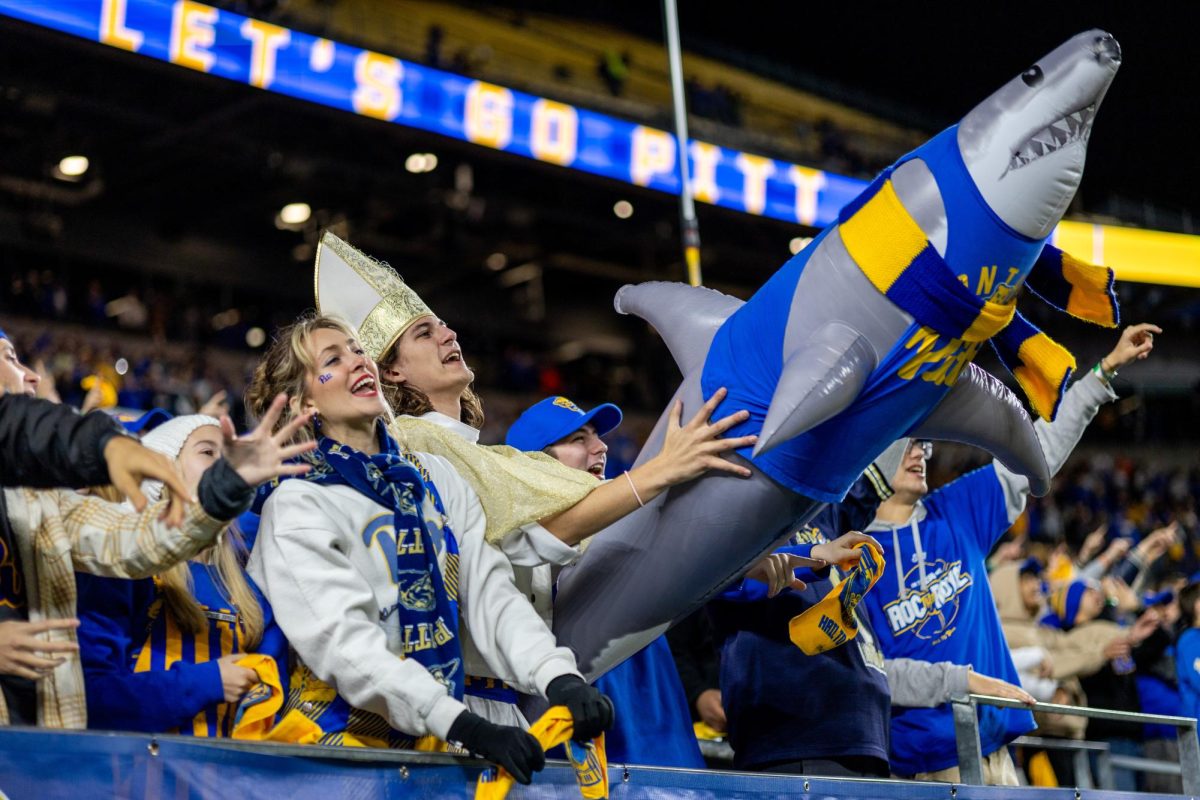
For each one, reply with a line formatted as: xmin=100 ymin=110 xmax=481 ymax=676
xmin=502 ymin=1 xmax=1200 ymax=220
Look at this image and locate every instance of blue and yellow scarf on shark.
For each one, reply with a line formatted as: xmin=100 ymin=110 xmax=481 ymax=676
xmin=837 ymin=125 xmax=1119 ymax=422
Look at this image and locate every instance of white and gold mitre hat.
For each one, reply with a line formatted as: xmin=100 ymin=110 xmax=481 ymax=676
xmin=314 ymin=231 xmax=434 ymax=362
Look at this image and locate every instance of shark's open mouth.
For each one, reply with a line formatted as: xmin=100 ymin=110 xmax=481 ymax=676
xmin=1004 ymin=104 xmax=1095 ymax=175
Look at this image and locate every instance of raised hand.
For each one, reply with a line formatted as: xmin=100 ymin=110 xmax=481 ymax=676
xmin=649 ymin=387 xmax=758 ymax=485
xmin=219 ymin=394 xmax=317 ymax=488
xmin=105 ymin=435 xmax=195 ymax=528
xmin=198 ymin=389 xmax=230 ymax=419
xmin=1103 ymin=323 xmax=1161 ymax=371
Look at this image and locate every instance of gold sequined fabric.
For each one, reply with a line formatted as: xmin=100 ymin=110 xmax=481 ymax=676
xmin=388 ymin=417 xmax=597 ymax=545
xmin=314 ymin=232 xmax=433 ymax=362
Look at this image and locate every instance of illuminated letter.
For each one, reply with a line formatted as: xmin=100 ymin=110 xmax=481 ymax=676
xmin=530 ymin=99 xmax=577 ymax=166
xmin=464 ymin=81 xmax=514 ymax=150
xmin=100 ymin=0 xmax=143 ymax=52
xmin=789 ymin=164 xmax=826 ymax=226
xmin=310 ymin=38 xmax=334 ymax=72
xmin=630 ymin=127 xmax=675 ymax=187
xmin=736 ymin=153 xmax=774 ymax=215
xmin=689 ymin=141 xmax=721 ymax=204
xmin=170 ymin=1 xmax=218 ymax=73
xmin=240 ymin=18 xmax=290 ymax=89
xmin=352 ymin=51 xmax=403 ymax=121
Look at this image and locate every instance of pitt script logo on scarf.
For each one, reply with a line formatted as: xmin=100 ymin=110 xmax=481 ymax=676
xmin=881 ymin=559 xmax=972 ymax=644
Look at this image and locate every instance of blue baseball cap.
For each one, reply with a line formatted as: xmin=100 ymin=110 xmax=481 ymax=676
xmin=506 ymin=396 xmax=622 ymax=452
xmin=115 ymin=407 xmax=174 ymax=435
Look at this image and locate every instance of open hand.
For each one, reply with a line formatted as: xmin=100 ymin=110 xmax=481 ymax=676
xmin=218 ymin=394 xmax=316 ymax=488
xmin=649 ymin=388 xmax=758 ymax=485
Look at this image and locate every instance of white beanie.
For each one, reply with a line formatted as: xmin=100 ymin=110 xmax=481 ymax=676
xmin=137 ymin=414 xmax=222 ymax=504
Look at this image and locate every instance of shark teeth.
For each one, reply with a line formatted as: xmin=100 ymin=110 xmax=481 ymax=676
xmin=1005 ymin=105 xmax=1095 ymax=174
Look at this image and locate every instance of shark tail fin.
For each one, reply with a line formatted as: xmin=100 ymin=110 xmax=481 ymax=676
xmin=754 ymin=322 xmax=876 ymax=457
xmin=614 ymin=282 xmax=744 ymax=377
xmin=910 ymin=362 xmax=1051 ymax=496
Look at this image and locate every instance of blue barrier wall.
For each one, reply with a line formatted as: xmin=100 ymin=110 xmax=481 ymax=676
xmin=0 ymin=729 xmax=1178 ymax=800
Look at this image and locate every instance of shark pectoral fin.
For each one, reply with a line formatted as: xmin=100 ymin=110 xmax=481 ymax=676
xmin=754 ymin=322 xmax=875 ymax=457
xmin=614 ymin=282 xmax=744 ymax=377
xmin=910 ymin=363 xmax=1051 ymax=496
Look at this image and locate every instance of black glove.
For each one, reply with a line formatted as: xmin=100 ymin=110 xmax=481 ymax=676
xmin=447 ymin=711 xmax=545 ymax=785
xmin=546 ymin=674 xmax=614 ymax=742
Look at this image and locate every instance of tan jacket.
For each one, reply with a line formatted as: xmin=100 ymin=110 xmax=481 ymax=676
xmin=2 ymin=488 xmax=225 ymax=728
xmin=990 ymin=562 xmax=1125 ymax=738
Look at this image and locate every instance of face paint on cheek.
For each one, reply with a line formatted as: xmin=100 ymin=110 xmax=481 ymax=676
xmin=319 ymin=374 xmax=333 ymax=384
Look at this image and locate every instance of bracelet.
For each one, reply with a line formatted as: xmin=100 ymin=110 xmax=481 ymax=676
xmin=1093 ymin=359 xmax=1118 ymax=384
xmin=624 ymin=471 xmax=645 ymax=508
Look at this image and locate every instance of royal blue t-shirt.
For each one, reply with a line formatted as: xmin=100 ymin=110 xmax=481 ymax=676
xmin=862 ymin=465 xmax=1034 ymax=775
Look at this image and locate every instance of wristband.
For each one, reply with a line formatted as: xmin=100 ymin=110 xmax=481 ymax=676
xmin=1093 ymin=359 xmax=1118 ymax=384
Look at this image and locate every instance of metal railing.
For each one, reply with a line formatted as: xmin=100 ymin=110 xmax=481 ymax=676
xmin=952 ymin=693 xmax=1200 ymax=794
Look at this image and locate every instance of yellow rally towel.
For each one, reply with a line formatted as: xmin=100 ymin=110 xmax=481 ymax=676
xmin=789 ymin=541 xmax=885 ymax=655
xmin=475 ymin=706 xmax=608 ymax=800
xmin=230 ymin=654 xmax=322 ymax=744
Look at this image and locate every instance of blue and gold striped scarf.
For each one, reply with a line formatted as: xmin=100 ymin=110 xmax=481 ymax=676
xmin=305 ymin=424 xmax=464 ymax=701
xmin=837 ymin=171 xmax=1119 ymax=421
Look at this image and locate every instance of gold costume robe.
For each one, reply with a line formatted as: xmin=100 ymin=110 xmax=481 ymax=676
xmin=388 ymin=416 xmax=597 ymax=545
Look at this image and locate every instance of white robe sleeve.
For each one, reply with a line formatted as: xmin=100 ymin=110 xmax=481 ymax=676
xmin=417 ymin=454 xmax=581 ymax=695
xmin=499 ymin=521 xmax=582 ymax=567
xmin=248 ymin=482 xmax=467 ymax=740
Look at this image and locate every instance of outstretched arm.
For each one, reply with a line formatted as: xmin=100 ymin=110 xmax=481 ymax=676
xmin=993 ymin=324 xmax=1158 ymax=524
xmin=538 ymin=388 xmax=757 ymax=545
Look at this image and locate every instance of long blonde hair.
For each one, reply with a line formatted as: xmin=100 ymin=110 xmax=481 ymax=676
xmin=378 ymin=339 xmax=486 ymax=430
xmin=157 ymin=515 xmax=265 ymax=648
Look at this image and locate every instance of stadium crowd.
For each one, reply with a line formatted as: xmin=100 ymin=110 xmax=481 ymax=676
xmin=0 ymin=235 xmax=1196 ymax=795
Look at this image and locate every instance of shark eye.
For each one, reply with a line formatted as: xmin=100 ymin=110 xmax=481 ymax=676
xmin=1021 ymin=65 xmax=1044 ymax=88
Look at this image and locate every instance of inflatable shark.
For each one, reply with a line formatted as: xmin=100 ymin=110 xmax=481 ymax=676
xmin=554 ymin=30 xmax=1123 ymax=679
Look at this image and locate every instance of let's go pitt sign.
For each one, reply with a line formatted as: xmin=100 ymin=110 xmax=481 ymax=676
xmin=0 ymin=0 xmax=860 ymax=228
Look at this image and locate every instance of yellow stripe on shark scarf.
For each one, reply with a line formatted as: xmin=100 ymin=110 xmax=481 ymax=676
xmin=838 ymin=179 xmax=1016 ymax=344
xmin=475 ymin=706 xmax=608 ymax=800
xmin=789 ymin=541 xmax=884 ymax=655
xmin=1010 ymin=332 xmax=1076 ymax=422
xmin=1060 ymin=250 xmax=1119 ymax=327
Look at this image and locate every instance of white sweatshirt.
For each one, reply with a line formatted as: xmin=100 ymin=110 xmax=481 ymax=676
xmin=248 ymin=449 xmax=580 ymax=741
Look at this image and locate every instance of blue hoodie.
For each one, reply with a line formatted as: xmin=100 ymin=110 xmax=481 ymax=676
xmin=862 ymin=464 xmax=1033 ymax=775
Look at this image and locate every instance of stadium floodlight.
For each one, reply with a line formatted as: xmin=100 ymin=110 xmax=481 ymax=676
xmin=55 ymin=155 xmax=89 ymax=179
xmin=406 ymin=153 xmax=438 ymax=173
xmin=613 ymin=200 xmax=634 ymax=219
xmin=246 ymin=327 xmax=267 ymax=348
xmin=279 ymin=202 xmax=311 ymax=225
